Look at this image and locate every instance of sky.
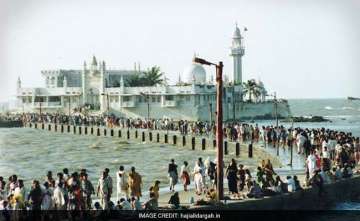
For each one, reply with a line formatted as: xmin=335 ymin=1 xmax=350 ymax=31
xmin=1 ymin=0 xmax=360 ymax=102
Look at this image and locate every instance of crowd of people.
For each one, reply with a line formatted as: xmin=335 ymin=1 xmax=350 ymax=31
xmin=1 ymin=113 xmax=360 ymax=213
xmin=0 ymin=166 xmax=145 ymax=212
xmin=20 ymin=113 xmax=360 ymax=162
xmin=223 ymin=125 xmax=360 ymax=199
xmin=20 ymin=113 xmax=211 ymax=136
xmin=0 ymin=156 xmax=216 ymax=213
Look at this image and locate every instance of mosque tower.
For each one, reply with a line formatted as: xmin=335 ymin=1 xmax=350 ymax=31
xmin=230 ymin=24 xmax=245 ymax=85
xmin=82 ymin=61 xmax=87 ymax=105
xmin=17 ymin=76 xmax=21 ymax=90
xmin=91 ymin=55 xmax=98 ymax=73
xmin=99 ymin=61 xmax=106 ymax=112
xmin=16 ymin=77 xmax=21 ymax=95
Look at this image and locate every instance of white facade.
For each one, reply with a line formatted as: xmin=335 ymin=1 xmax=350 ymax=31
xmin=16 ymin=25 xmax=291 ymax=121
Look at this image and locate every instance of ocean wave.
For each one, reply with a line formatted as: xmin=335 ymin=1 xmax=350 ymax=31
xmin=342 ymin=107 xmax=355 ymax=110
xmin=323 ymin=115 xmax=352 ymax=119
xmin=324 ymin=106 xmax=333 ymax=110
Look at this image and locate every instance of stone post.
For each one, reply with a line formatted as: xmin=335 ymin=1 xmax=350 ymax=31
xmin=224 ymin=141 xmax=228 ymax=155
xmin=202 ymin=138 xmax=206 ymax=150
xmin=191 ymin=137 xmax=195 ymax=150
xmin=236 ymin=142 xmax=240 ymax=157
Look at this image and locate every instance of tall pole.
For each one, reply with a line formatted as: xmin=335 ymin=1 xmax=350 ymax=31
xmin=216 ymin=61 xmax=224 ymax=201
xmin=209 ymin=102 xmax=213 ymax=124
xmin=232 ymin=87 xmax=235 ymax=122
xmin=107 ymin=94 xmax=109 ymax=115
xmin=68 ymin=97 xmax=71 ymax=117
xmin=275 ymin=92 xmax=278 ymax=128
xmin=39 ymin=101 xmax=42 ymax=116
xmin=68 ymin=97 xmax=71 ymax=125
xmin=289 ymin=118 xmax=294 ymax=167
xmin=275 ymin=92 xmax=279 ymax=156
xmin=147 ymin=95 xmax=150 ymax=120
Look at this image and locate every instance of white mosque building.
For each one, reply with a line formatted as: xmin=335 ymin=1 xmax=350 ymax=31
xmin=16 ymin=25 xmax=291 ymax=121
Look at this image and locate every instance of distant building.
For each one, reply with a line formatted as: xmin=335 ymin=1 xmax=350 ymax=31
xmin=16 ymin=25 xmax=291 ymax=121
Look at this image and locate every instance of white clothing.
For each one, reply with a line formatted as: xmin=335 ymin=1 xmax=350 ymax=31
xmin=322 ymin=140 xmax=328 ymax=152
xmin=297 ymin=134 xmax=306 ymax=153
xmin=63 ymin=174 xmax=69 ymax=181
xmin=335 ymin=144 xmax=342 ymax=153
xmin=14 ymin=187 xmax=27 ymax=201
xmin=193 ymin=164 xmax=204 ymax=193
xmin=322 ymin=151 xmax=330 ymax=159
xmin=286 ymin=178 xmax=296 ymax=192
xmin=307 ymin=154 xmax=316 ymax=176
xmin=116 ymin=171 xmax=128 ymax=201
xmin=53 ymin=186 xmax=65 ymax=209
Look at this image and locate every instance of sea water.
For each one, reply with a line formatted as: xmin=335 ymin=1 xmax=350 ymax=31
xmin=289 ymin=99 xmax=360 ymax=210
xmin=0 ymin=98 xmax=359 ymax=207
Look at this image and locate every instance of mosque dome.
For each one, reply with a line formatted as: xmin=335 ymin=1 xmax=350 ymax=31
xmin=183 ymin=62 xmax=207 ymax=84
xmin=257 ymin=80 xmax=264 ymax=88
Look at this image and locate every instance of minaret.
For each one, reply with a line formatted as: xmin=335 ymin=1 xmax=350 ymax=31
xmin=100 ymin=61 xmax=106 ymax=112
xmin=91 ymin=55 xmax=98 ymax=72
xmin=16 ymin=77 xmax=21 ymax=95
xmin=120 ymin=75 xmax=125 ymax=93
xmin=230 ymin=24 xmax=245 ymax=85
xmin=17 ymin=76 xmax=21 ymax=90
xmin=82 ymin=61 xmax=87 ymax=105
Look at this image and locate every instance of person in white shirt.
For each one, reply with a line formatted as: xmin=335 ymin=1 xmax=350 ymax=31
xmin=322 ymin=139 xmax=328 ymax=153
xmin=307 ymin=151 xmax=317 ymax=178
xmin=193 ymin=161 xmax=204 ymax=195
xmin=322 ymin=146 xmax=330 ymax=159
xmin=297 ymin=133 xmax=306 ymax=154
xmin=52 ymin=183 xmax=65 ymax=210
xmin=116 ymin=166 xmax=129 ymax=201
xmin=286 ymin=176 xmax=296 ymax=192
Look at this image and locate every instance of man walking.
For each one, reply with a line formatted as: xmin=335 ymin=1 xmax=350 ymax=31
xmin=97 ymin=171 xmax=111 ymax=210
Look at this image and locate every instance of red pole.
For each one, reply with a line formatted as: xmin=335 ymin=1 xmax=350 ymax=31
xmin=216 ymin=61 xmax=224 ymax=201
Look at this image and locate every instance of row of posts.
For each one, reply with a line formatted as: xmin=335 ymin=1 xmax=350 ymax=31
xmin=28 ymin=122 xmax=253 ymax=158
